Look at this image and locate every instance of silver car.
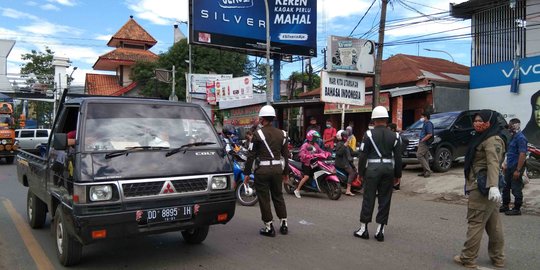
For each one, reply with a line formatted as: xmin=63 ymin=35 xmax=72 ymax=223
xmin=15 ymin=129 xmax=50 ymax=152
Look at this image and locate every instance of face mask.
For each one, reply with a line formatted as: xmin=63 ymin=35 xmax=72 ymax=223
xmin=326 ymin=124 xmax=331 ymax=128
xmin=473 ymin=121 xmax=491 ymax=133
xmin=420 ymin=117 xmax=425 ymax=122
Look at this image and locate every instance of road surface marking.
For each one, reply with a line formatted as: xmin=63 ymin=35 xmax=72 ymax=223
xmin=1 ymin=198 xmax=54 ymax=270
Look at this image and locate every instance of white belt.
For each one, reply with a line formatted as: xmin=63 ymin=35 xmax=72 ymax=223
xmin=368 ymin=158 xmax=393 ymax=163
xmin=259 ymin=160 xmax=282 ymax=166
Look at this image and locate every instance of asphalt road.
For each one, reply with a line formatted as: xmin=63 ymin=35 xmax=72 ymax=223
xmin=1 ymin=160 xmax=539 ymax=270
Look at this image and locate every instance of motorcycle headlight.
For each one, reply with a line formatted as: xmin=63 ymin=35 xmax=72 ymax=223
xmin=211 ymin=176 xmax=228 ymax=190
xmin=89 ymin=185 xmax=113 ymax=201
xmin=1 ymin=139 xmax=6 ymax=145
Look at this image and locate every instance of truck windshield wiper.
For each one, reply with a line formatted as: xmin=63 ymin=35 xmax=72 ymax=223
xmin=105 ymin=146 xmax=170 ymax=159
xmin=165 ymin=142 xmax=216 ymax=157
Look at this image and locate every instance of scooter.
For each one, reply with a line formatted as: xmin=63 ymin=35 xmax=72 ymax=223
xmin=335 ymin=167 xmax=363 ymax=192
xmin=526 ymin=143 xmax=540 ymax=179
xmin=229 ymin=149 xmax=258 ymax=206
xmin=284 ymin=152 xmax=342 ymax=200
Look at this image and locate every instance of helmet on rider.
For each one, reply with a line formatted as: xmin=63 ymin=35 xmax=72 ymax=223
xmin=306 ymin=130 xmax=320 ymax=142
xmin=371 ymin=106 xmax=389 ymax=120
xmin=258 ymin=105 xmax=276 ymax=117
xmin=336 ymin=130 xmax=347 ymax=141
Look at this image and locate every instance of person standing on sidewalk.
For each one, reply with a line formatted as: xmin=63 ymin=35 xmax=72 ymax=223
xmin=244 ymin=105 xmax=290 ymax=237
xmin=454 ymin=110 xmax=505 ymax=269
xmin=323 ymin=120 xmax=337 ymax=150
xmin=353 ymin=106 xmax=402 ymax=242
xmin=416 ymin=112 xmax=434 ymax=177
xmin=500 ymin=118 xmax=527 ymax=216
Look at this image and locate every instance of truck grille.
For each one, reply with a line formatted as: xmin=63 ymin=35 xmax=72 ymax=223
xmin=405 ymin=138 xmax=419 ymax=151
xmin=122 ymin=178 xmax=209 ymax=198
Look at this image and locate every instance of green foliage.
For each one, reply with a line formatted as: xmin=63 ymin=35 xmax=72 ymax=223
xmin=132 ymin=40 xmax=251 ymax=100
xmin=286 ymin=71 xmax=320 ymax=98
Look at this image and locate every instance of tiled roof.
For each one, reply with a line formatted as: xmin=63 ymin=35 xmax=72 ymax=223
xmin=107 ymin=17 xmax=157 ymax=47
xmin=299 ymin=54 xmax=469 ymax=97
xmin=85 ymin=73 xmax=137 ymax=96
xmin=93 ymin=47 xmax=158 ymax=70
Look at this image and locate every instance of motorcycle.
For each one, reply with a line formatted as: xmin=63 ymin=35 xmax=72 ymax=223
xmin=284 ymin=151 xmax=342 ymax=200
xmin=335 ymin=167 xmax=363 ymax=192
xmin=526 ymin=143 xmax=540 ymax=179
xmin=229 ymin=149 xmax=258 ymax=206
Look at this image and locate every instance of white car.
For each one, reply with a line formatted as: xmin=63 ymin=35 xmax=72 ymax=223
xmin=15 ymin=129 xmax=51 ymax=152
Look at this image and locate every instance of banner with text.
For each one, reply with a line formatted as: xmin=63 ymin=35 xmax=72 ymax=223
xmin=326 ymin=36 xmax=375 ymax=75
xmin=188 ymin=73 xmax=233 ymax=94
xmin=215 ymin=76 xmax=254 ymax=102
xmin=321 ymin=71 xmax=365 ymax=106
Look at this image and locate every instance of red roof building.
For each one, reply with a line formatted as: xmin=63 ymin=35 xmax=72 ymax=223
xmin=85 ymin=16 xmax=158 ymax=96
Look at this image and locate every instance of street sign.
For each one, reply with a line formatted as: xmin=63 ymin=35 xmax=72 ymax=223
xmin=320 ymin=71 xmax=365 ymax=106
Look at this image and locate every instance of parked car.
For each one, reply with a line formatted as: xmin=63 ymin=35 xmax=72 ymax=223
xmin=400 ymin=110 xmax=509 ymax=172
xmin=15 ymin=128 xmax=51 ymax=152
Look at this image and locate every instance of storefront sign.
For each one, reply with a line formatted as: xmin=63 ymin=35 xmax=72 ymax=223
xmin=223 ymin=104 xmax=263 ymax=126
xmin=321 ymin=71 xmax=365 ymax=106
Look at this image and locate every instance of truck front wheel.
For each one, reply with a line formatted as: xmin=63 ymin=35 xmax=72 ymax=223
xmin=54 ymin=205 xmax=82 ymax=266
xmin=27 ymin=190 xmax=47 ymax=228
xmin=181 ymin=226 xmax=209 ymax=244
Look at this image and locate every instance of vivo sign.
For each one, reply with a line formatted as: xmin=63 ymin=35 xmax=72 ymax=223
xmin=471 ymin=55 xmax=540 ymax=89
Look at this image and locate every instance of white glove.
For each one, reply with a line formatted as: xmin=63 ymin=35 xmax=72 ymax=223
xmin=244 ymin=183 xmax=254 ymax=196
xmin=488 ymin=187 xmax=502 ymax=203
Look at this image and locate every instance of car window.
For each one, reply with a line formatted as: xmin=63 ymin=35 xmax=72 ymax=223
xmin=454 ymin=115 xmax=473 ymax=129
xmin=36 ymin=130 xmax=49 ymax=137
xmin=15 ymin=130 xmax=19 ymax=137
xmin=20 ymin=130 xmax=34 ymax=138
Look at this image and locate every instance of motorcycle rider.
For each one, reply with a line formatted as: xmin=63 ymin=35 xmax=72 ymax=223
xmin=294 ymin=130 xmax=327 ymax=198
xmin=354 ymin=106 xmax=402 ymax=242
xmin=335 ymin=130 xmax=359 ymax=196
xmin=243 ymin=105 xmax=290 ymax=237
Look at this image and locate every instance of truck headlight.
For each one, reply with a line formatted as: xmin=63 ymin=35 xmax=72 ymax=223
xmin=211 ymin=176 xmax=228 ymax=190
xmin=433 ymin=135 xmax=441 ymax=144
xmin=1 ymin=139 xmax=6 ymax=145
xmin=89 ymin=185 xmax=113 ymax=201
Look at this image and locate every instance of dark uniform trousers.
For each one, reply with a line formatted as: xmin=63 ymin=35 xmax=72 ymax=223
xmin=360 ymin=163 xmax=394 ymax=224
xmin=255 ymin=166 xmax=287 ymax=222
xmin=502 ymin=165 xmax=524 ymax=210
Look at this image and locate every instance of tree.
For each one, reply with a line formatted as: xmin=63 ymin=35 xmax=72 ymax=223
xmin=20 ymin=47 xmax=55 ymax=128
xmin=132 ymin=40 xmax=251 ymax=100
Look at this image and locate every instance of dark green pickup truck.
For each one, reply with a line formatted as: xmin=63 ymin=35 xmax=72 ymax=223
xmin=16 ymin=96 xmax=236 ymax=266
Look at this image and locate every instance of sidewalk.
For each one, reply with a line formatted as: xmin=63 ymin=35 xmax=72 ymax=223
xmin=400 ymin=164 xmax=540 ymax=215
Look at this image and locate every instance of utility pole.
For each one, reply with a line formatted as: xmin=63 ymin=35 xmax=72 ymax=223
xmin=373 ymin=0 xmax=388 ymax=108
xmin=321 ymin=48 xmax=327 ymax=70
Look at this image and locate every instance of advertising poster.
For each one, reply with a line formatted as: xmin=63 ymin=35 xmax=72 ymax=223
xmin=190 ymin=0 xmax=317 ymax=56
xmin=320 ymin=71 xmax=365 ymax=106
xmin=205 ymin=81 xmax=217 ymax=105
xmin=187 ymin=73 xmax=233 ymax=94
xmin=470 ymin=55 xmax=540 ymax=146
xmin=223 ymin=104 xmax=263 ymax=127
xmin=326 ymin=36 xmax=375 ymax=75
xmin=215 ymin=76 xmax=254 ymax=102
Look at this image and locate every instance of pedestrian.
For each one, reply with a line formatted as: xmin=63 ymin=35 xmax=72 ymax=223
xmin=454 ymin=110 xmax=505 ymax=269
xmin=306 ymin=116 xmax=321 ymax=133
xmin=323 ymin=120 xmax=337 ymax=150
xmin=345 ymin=125 xmax=357 ymax=151
xmin=243 ymin=105 xmax=290 ymax=237
xmin=335 ymin=130 xmax=359 ymax=196
xmin=243 ymin=130 xmax=253 ymax=150
xmin=416 ymin=112 xmax=434 ymax=177
xmin=500 ymin=118 xmax=527 ymax=216
xmin=354 ymin=106 xmax=402 ymax=242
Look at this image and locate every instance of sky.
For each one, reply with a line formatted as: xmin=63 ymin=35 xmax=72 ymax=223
xmin=0 ymin=0 xmax=471 ymax=87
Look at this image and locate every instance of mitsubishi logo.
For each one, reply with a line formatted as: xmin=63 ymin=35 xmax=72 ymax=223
xmin=160 ymin=181 xmax=177 ymax=194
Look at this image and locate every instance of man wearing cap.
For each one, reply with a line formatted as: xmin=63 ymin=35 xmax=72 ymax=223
xmin=244 ymin=105 xmax=290 ymax=237
xmin=354 ymin=106 xmax=402 ymax=242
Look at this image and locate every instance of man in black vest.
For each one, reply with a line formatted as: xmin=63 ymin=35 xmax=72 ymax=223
xmin=244 ymin=105 xmax=290 ymax=237
xmin=354 ymin=106 xmax=402 ymax=242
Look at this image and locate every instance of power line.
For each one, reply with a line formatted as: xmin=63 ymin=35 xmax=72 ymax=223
xmin=348 ymin=0 xmax=377 ymax=37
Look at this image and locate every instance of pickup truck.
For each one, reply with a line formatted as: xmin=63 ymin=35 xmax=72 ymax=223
xmin=16 ymin=96 xmax=236 ymax=266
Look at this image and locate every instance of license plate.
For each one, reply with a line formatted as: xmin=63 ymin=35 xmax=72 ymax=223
xmin=140 ymin=206 xmax=192 ymax=225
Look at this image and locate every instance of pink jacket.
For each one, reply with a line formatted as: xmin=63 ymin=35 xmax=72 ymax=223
xmin=299 ymin=142 xmax=328 ymax=166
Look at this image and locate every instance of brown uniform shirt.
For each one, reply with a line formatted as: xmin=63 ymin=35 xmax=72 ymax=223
xmin=244 ymin=125 xmax=289 ymax=175
xmin=466 ymin=135 xmax=505 ymax=192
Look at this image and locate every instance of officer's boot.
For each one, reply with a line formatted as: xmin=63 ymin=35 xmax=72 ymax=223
xmin=279 ymin=218 xmax=288 ymax=235
xmin=375 ymin=224 xmax=385 ymax=242
xmin=260 ymin=221 xmax=276 ymax=237
xmin=353 ymin=223 xmax=369 ymax=239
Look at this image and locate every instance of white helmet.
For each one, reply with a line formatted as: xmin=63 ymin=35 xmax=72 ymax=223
xmin=336 ymin=130 xmax=346 ymax=141
xmin=371 ymin=106 xmax=389 ymax=119
xmin=259 ymin=105 xmax=276 ymax=117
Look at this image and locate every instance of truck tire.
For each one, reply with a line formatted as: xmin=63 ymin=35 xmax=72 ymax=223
xmin=181 ymin=226 xmax=209 ymax=244
xmin=27 ymin=190 xmax=47 ymax=229
xmin=54 ymin=205 xmax=82 ymax=266
xmin=432 ymin=147 xmax=453 ymax=172
xmin=5 ymin=156 xmax=14 ymax=164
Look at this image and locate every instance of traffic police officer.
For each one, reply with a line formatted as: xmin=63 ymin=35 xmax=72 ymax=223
xmin=244 ymin=105 xmax=290 ymax=237
xmin=354 ymin=106 xmax=402 ymax=242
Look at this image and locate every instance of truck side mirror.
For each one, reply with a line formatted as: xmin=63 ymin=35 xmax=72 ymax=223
xmin=53 ymin=133 xmax=67 ymax=150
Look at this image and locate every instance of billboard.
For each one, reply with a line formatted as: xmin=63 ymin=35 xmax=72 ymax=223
xmin=470 ymin=55 xmax=540 ymax=146
xmin=215 ymin=76 xmax=254 ymax=102
xmin=326 ymin=36 xmax=375 ymax=75
xmin=320 ymin=71 xmax=365 ymax=106
xmin=190 ymin=0 xmax=317 ymax=57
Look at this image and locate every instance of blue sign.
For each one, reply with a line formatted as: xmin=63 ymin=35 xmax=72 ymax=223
xmin=190 ymin=0 xmax=317 ymax=57
xmin=471 ymin=55 xmax=540 ymax=89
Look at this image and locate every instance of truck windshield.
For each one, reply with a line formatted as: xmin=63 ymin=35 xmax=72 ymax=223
xmin=0 ymin=115 xmax=13 ymax=129
xmin=83 ymin=103 xmax=220 ymax=152
xmin=407 ymin=113 xmax=460 ymax=130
